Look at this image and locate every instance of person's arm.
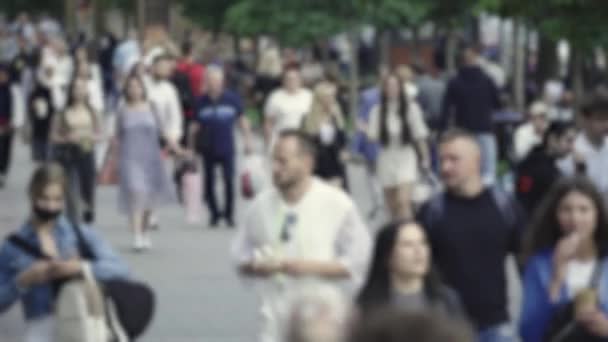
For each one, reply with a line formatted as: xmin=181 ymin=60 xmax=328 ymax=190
xmin=263 ymin=92 xmax=277 ymax=146
xmin=231 ymin=205 xmax=281 ymax=277
xmin=235 ymin=93 xmax=253 ymax=153
xmin=410 ymin=102 xmax=431 ymax=170
xmin=168 ymin=86 xmax=184 ymax=147
xmin=519 ymin=257 xmax=552 ymax=342
xmin=10 ymin=84 xmax=25 ymax=131
xmin=239 ymin=115 xmax=253 ymax=154
xmin=188 ymin=121 xmax=199 ymax=152
xmin=0 ymin=244 xmax=25 ymax=313
xmin=80 ymin=227 xmax=130 ymax=281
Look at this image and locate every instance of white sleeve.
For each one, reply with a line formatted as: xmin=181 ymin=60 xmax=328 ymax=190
xmin=513 ymin=126 xmax=528 ymax=161
xmin=334 ymin=205 xmax=372 ymax=288
xmin=264 ymin=91 xmax=280 ymax=120
xmin=367 ymin=105 xmax=380 ymax=142
xmin=231 ymin=206 xmax=259 ymax=267
xmin=408 ymin=101 xmax=429 ymax=141
xmin=10 ymin=85 xmax=25 ymax=129
xmin=167 ymin=85 xmax=183 ymax=142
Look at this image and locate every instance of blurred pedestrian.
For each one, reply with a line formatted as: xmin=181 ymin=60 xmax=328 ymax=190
xmin=358 ymin=220 xmax=463 ymax=317
xmin=0 ymin=64 xmax=25 ymax=188
xmin=27 ymin=68 xmax=55 ymax=163
xmin=520 ymin=177 xmax=608 ymax=341
xmin=513 ymin=101 xmax=549 ymax=162
xmin=50 ymin=77 xmax=101 ymax=224
xmin=515 ymin=122 xmax=576 ymax=216
xmin=301 ymin=81 xmax=348 ymax=189
xmin=562 ymin=89 xmax=608 ymax=199
xmin=366 ymin=73 xmax=430 ymax=220
xmin=440 ymin=44 xmax=501 ymax=185
xmin=264 ymin=66 xmax=313 ymax=149
xmin=349 ymin=308 xmax=474 ymax=342
xmin=285 ymin=282 xmax=352 ymax=342
xmin=232 ymin=130 xmax=371 ymax=342
xmin=117 ymin=73 xmax=176 ymax=251
xmin=417 ymin=129 xmax=525 ymax=341
xmin=189 ymin=66 xmax=252 ymax=228
xmin=0 ymin=163 xmax=129 ymax=342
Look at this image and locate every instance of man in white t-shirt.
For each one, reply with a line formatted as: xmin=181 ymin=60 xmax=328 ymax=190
xmin=563 ymin=89 xmax=608 ymax=196
xmin=232 ymin=130 xmax=371 ymax=342
xmin=263 ymin=67 xmax=313 ymax=148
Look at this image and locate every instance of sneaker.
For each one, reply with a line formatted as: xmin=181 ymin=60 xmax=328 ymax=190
xmin=142 ymin=233 xmax=152 ymax=250
xmin=148 ymin=216 xmax=160 ymax=231
xmin=133 ymin=234 xmax=144 ymax=252
xmin=209 ymin=217 xmax=220 ymax=229
xmin=225 ymin=218 xmax=236 ymax=229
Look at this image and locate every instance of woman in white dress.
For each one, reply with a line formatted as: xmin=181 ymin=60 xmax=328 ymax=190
xmin=366 ymin=74 xmax=430 ymax=220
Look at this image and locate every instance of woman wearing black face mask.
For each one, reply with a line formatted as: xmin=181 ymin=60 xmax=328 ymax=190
xmin=0 ymin=163 xmax=129 ymax=341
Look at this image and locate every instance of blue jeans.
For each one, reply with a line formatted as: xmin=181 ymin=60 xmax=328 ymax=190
xmin=475 ymin=133 xmax=497 ymax=186
xmin=478 ymin=323 xmax=517 ymax=342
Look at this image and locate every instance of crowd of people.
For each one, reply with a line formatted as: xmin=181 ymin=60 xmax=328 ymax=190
xmin=0 ymin=11 xmax=608 ymax=342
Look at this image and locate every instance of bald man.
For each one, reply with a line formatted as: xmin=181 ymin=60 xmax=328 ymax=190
xmin=416 ymin=129 xmax=525 ymax=342
xmin=189 ymin=66 xmax=252 ymax=228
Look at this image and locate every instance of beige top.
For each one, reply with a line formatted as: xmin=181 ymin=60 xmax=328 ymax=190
xmin=61 ymin=106 xmax=97 ymax=151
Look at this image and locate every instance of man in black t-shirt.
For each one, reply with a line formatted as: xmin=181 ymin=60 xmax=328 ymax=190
xmin=417 ymin=129 xmax=525 ymax=342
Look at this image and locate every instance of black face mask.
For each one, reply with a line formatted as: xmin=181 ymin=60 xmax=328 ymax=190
xmin=33 ymin=206 xmax=62 ymax=222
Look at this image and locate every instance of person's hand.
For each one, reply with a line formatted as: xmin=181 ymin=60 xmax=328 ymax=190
xmin=49 ymin=259 xmax=83 ymax=279
xmin=578 ymin=309 xmax=608 ymax=337
xmin=16 ymin=261 xmax=53 ymax=288
xmin=554 ymin=233 xmax=580 ymax=267
xmin=549 ymin=233 xmax=580 ymax=301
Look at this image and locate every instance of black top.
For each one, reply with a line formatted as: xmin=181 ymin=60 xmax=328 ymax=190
xmin=28 ymin=83 xmax=54 ymax=140
xmin=440 ymin=66 xmax=501 ymax=133
xmin=417 ymin=188 xmax=525 ymax=329
xmin=515 ymin=146 xmax=562 ymax=216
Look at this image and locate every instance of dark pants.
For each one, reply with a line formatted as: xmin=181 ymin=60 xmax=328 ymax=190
xmin=0 ymin=131 xmax=14 ymax=176
xmin=202 ymin=153 xmax=235 ymax=221
xmin=32 ymin=137 xmax=51 ymax=162
xmin=56 ymin=148 xmax=96 ymax=224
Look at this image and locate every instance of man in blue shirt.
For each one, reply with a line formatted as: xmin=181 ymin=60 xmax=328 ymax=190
xmin=189 ymin=66 xmax=252 ymax=228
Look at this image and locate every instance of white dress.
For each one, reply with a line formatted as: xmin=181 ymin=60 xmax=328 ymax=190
xmin=368 ymin=101 xmax=429 ymax=187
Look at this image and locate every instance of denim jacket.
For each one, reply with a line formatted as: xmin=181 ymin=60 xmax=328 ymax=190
xmin=0 ymin=216 xmax=130 ymax=321
xmin=519 ymin=249 xmax=608 ymax=342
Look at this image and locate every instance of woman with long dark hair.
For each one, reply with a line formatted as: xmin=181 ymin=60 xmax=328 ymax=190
xmin=50 ymin=77 xmax=101 ymax=224
xmin=366 ymin=74 xmax=430 ymax=220
xmin=358 ymin=220 xmax=462 ymax=316
xmin=520 ymin=177 xmax=608 ymax=341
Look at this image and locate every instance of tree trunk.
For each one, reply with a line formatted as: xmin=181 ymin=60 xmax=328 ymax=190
xmin=93 ymin=0 xmax=105 ymax=39
xmin=446 ymin=28 xmax=459 ymax=76
xmin=572 ymin=49 xmax=585 ymax=111
xmin=379 ymin=29 xmax=391 ymax=70
xmin=411 ymin=26 xmax=421 ymax=66
xmin=137 ymin=0 xmax=146 ymax=40
xmin=536 ymin=35 xmax=557 ymax=89
xmin=349 ymin=28 xmax=360 ymax=128
xmin=513 ymin=19 xmax=527 ymax=113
